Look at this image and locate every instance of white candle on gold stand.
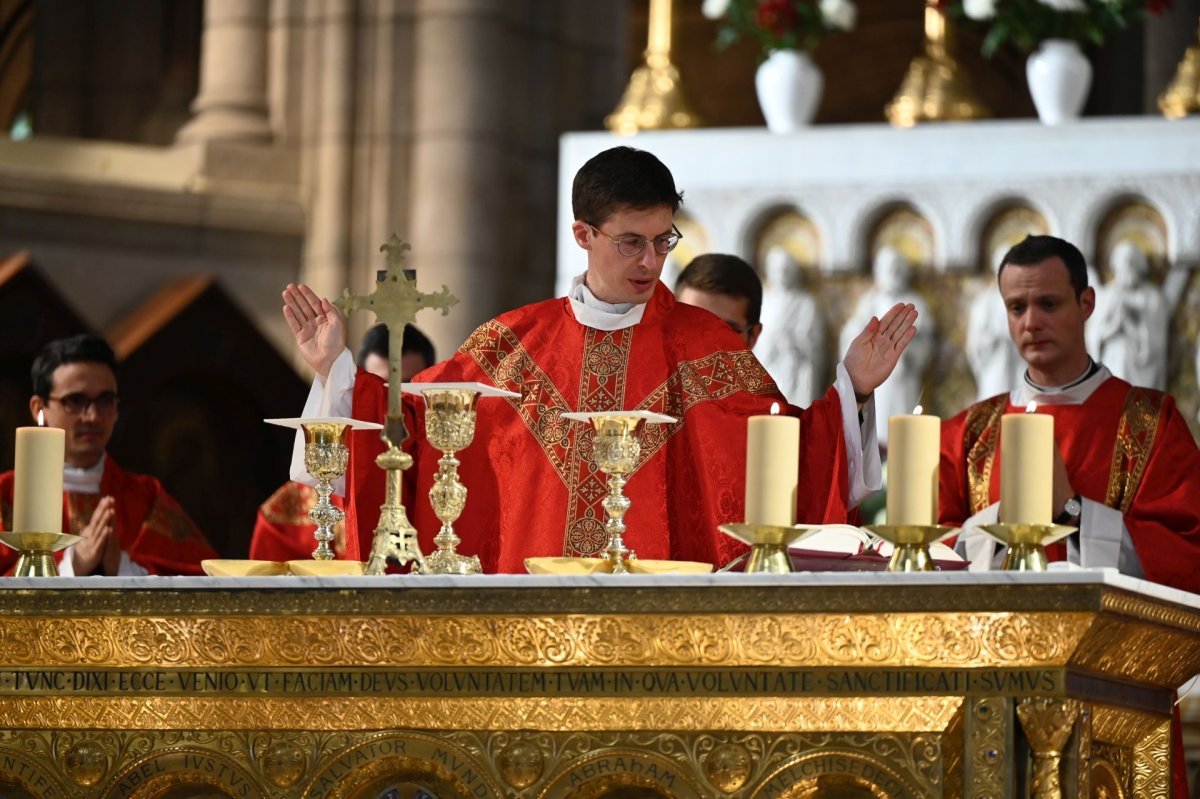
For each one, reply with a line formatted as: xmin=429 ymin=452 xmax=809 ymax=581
xmin=13 ymin=411 xmax=65 ymax=533
xmin=886 ymin=407 xmax=940 ymax=525
xmin=999 ymin=403 xmax=1053 ymax=524
xmin=745 ymin=403 xmax=800 ymax=527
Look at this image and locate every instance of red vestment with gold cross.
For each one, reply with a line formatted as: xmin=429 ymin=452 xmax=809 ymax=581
xmin=0 ymin=456 xmax=218 ymax=576
xmin=343 ymin=283 xmax=851 ymax=573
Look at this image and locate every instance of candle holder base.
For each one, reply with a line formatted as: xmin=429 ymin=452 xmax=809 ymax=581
xmin=979 ymin=523 xmax=1076 ymax=572
xmin=0 ymin=532 xmax=83 ymax=577
xmin=864 ymin=524 xmax=955 ymax=572
xmin=719 ymin=523 xmax=820 ymax=574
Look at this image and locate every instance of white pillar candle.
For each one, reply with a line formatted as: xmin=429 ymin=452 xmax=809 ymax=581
xmin=13 ymin=417 xmax=65 ymax=533
xmin=745 ymin=404 xmax=800 ymax=527
xmin=999 ymin=408 xmax=1053 ymax=524
xmin=886 ymin=410 xmax=941 ymax=525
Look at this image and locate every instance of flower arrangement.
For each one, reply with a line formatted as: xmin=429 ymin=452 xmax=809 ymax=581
xmin=703 ymin=0 xmax=858 ymax=58
xmin=950 ymin=0 xmax=1171 ymax=57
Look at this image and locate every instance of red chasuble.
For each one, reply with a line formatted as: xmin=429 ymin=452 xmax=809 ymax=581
xmin=249 ymin=481 xmax=346 ymax=562
xmin=344 ymin=283 xmax=851 ymax=573
xmin=0 ymin=456 xmax=218 ymax=576
xmin=939 ymin=377 xmax=1200 ymax=594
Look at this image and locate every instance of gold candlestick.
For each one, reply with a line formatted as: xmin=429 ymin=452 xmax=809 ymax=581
xmin=563 ymin=411 xmax=676 ymax=574
xmin=886 ymin=0 xmax=989 ymax=127
xmin=265 ymin=417 xmax=382 ymax=561
xmin=0 ymin=532 xmax=82 ymax=577
xmin=718 ymin=523 xmax=819 ymax=573
xmin=864 ymin=524 xmax=955 ymax=572
xmin=605 ymin=0 xmax=702 ymax=134
xmin=1159 ymin=22 xmax=1200 ymax=119
xmin=979 ymin=523 xmax=1076 ymax=571
xmin=409 ymin=383 xmax=520 ymax=575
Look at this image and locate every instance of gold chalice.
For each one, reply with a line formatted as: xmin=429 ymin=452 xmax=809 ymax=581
xmin=979 ymin=523 xmax=1077 ymax=571
xmin=865 ymin=524 xmax=956 ymax=572
xmin=0 ymin=531 xmax=82 ymax=577
xmin=406 ymin=382 xmax=519 ymax=575
xmin=266 ymin=416 xmax=382 ymax=561
xmin=563 ymin=410 xmax=676 ymax=574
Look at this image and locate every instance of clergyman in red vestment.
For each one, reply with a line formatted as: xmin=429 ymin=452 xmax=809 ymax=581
xmin=0 ymin=335 xmax=217 ymax=576
xmin=939 ymin=236 xmax=1200 ymax=798
xmin=282 ymin=146 xmax=918 ymax=573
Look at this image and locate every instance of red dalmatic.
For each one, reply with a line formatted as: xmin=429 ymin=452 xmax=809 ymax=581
xmin=249 ymin=481 xmax=346 ymax=562
xmin=940 ymin=377 xmax=1200 ymax=594
xmin=345 ymin=283 xmax=851 ymax=573
xmin=0 ymin=457 xmax=218 ymax=576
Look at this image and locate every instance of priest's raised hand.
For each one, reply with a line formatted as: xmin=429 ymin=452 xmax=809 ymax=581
xmin=841 ymin=302 xmax=919 ymax=402
xmin=282 ymin=283 xmax=346 ymax=380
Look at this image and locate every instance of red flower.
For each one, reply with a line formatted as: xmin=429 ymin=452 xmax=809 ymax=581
xmin=755 ymin=0 xmax=798 ymax=37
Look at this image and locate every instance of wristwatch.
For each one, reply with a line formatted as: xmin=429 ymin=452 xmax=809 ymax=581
xmin=1055 ymin=494 xmax=1082 ymax=525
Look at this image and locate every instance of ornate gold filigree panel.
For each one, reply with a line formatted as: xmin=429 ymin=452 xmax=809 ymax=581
xmin=0 ymin=695 xmax=963 ymax=734
xmin=1092 ymin=706 xmax=1170 ymax=799
xmin=965 ymin=696 xmax=1012 ymax=799
xmin=0 ymin=611 xmax=1094 ymax=669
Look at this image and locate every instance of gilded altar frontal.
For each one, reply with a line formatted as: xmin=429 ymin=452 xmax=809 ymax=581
xmin=0 ymin=573 xmax=1196 ymax=799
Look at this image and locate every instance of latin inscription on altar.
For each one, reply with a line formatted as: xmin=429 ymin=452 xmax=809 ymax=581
xmin=0 ymin=667 xmax=1060 ymax=697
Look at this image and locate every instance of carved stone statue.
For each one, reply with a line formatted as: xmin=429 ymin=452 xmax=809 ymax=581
xmin=966 ymin=247 xmax=1024 ymax=400
xmin=754 ymin=247 xmax=826 ymax=406
xmin=1089 ymin=241 xmax=1169 ymax=389
xmin=839 ymin=246 xmax=933 ymax=445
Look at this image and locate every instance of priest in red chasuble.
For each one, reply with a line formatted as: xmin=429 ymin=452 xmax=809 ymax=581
xmin=283 ymin=146 xmax=918 ymax=573
xmin=0 ymin=335 xmax=217 ymax=576
xmin=941 ymin=235 xmax=1200 ymax=593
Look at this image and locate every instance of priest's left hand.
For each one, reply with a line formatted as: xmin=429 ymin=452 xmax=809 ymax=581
xmin=843 ymin=303 xmax=919 ymax=399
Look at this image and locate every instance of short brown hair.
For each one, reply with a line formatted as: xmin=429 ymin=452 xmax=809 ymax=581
xmin=676 ymin=254 xmax=762 ymax=326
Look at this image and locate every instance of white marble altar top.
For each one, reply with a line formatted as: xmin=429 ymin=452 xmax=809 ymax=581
xmin=3 ymin=569 xmax=1198 ymax=610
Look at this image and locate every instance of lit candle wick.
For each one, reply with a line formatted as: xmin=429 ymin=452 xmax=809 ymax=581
xmin=1025 ymin=401 xmax=1037 ymax=414
xmin=37 ymin=409 xmax=45 ymax=427
xmin=770 ymin=402 xmax=780 ymax=415
xmin=912 ymin=404 xmax=923 ymax=415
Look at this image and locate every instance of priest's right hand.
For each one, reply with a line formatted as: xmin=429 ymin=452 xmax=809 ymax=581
xmin=282 ymin=283 xmax=346 ymax=380
xmin=74 ymin=495 xmax=116 ymax=576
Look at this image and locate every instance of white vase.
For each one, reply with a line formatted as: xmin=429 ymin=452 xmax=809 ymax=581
xmin=755 ymin=50 xmax=823 ymax=133
xmin=1026 ymin=39 xmax=1092 ymax=126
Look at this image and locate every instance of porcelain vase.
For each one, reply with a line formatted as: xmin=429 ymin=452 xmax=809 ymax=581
xmin=1026 ymin=39 xmax=1091 ymax=126
xmin=755 ymin=49 xmax=823 ymax=133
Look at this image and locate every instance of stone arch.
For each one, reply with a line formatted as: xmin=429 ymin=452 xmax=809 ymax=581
xmin=102 ymin=749 xmax=262 ymax=799
xmin=855 ymin=201 xmax=937 ymax=273
xmin=539 ymin=749 xmax=705 ymax=799
xmin=971 ymin=198 xmax=1052 ymax=274
xmin=739 ymin=201 xmax=832 ymax=273
xmin=1088 ymin=196 xmax=1170 ymax=284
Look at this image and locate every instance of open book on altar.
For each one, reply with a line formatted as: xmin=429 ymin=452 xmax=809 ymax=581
xmin=781 ymin=524 xmax=968 ymax=572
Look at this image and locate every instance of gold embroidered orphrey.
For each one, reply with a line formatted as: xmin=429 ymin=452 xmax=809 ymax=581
xmin=462 ymin=317 xmax=777 ymax=556
xmin=961 ymin=387 xmax=1165 ymax=515
xmin=0 ymin=578 xmax=1193 ymax=798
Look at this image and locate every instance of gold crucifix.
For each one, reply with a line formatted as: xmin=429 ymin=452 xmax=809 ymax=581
xmin=333 ymin=235 xmax=458 ymax=575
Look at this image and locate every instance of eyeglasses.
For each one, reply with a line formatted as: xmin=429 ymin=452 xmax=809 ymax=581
xmin=46 ymin=391 xmax=120 ymax=415
xmin=587 ymin=222 xmax=682 ymax=258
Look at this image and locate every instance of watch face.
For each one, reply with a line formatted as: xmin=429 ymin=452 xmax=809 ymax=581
xmin=1064 ymin=497 xmax=1082 ymax=517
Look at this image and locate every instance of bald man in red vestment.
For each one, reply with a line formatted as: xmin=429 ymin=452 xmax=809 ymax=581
xmin=283 ymin=146 xmax=918 ymax=573
xmin=0 ymin=335 xmax=216 ymax=576
xmin=940 ymin=235 xmax=1200 ymax=798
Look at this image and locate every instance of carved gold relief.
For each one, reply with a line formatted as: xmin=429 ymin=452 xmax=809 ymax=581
xmin=1091 ymin=706 xmax=1170 ymax=799
xmin=704 ymin=742 xmax=753 ymax=793
xmin=63 ymin=739 xmax=108 ymax=786
xmin=0 ymin=695 xmax=963 ymax=734
xmin=0 ymin=611 xmax=1094 ymax=669
xmin=497 ymin=738 xmax=545 ymax=790
xmin=1131 ymin=718 xmax=1170 ymax=799
xmin=1016 ymin=698 xmax=1080 ymax=799
xmin=260 ymin=740 xmax=307 ymax=788
xmin=966 ymin=696 xmax=1011 ymax=799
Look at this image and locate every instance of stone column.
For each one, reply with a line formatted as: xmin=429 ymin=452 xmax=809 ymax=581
xmin=177 ymin=0 xmax=272 ymax=144
xmin=409 ymin=0 xmax=519 ymax=353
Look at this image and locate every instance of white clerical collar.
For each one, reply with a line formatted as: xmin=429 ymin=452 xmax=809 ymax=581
xmin=64 ymin=453 xmax=105 ymax=495
xmin=1011 ymin=360 xmax=1110 ymax=407
xmin=567 ymin=273 xmax=647 ymax=331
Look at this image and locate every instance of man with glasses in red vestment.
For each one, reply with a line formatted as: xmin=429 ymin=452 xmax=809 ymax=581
xmin=282 ymin=146 xmax=918 ymax=573
xmin=0 ymin=335 xmax=217 ymax=576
